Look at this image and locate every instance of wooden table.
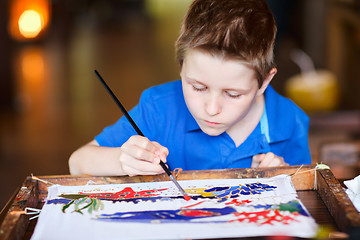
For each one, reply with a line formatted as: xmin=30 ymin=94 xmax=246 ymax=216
xmin=1 ymin=165 xmax=359 ymax=239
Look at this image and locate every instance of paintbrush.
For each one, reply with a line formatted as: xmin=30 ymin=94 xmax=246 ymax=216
xmin=94 ymin=70 xmax=190 ymax=201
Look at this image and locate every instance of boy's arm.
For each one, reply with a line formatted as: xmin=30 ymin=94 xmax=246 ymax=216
xmin=69 ymin=140 xmax=122 ymax=176
xmin=69 ymin=137 xmax=168 ymax=176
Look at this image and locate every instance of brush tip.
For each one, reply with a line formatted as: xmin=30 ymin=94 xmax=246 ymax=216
xmin=184 ymin=195 xmax=191 ymax=201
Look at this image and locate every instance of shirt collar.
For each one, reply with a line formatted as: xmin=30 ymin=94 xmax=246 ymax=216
xmin=184 ymin=108 xmax=201 ymax=132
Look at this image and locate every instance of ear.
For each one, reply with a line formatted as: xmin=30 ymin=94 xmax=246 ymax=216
xmin=257 ymin=68 xmax=277 ymax=96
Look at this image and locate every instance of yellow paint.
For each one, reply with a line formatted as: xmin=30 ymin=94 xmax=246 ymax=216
xmin=185 ymin=188 xmax=214 ymax=198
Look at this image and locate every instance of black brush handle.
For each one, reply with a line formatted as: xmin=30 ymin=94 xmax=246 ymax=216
xmin=94 ymin=70 xmax=172 ymax=177
xmin=94 ymin=70 xmax=144 ymax=136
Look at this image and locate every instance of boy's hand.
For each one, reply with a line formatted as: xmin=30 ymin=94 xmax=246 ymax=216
xmin=251 ymin=152 xmax=289 ymax=168
xmin=119 ymin=135 xmax=169 ymax=176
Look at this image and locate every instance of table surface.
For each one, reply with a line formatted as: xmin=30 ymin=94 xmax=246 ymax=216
xmin=1 ymin=166 xmax=359 ymax=239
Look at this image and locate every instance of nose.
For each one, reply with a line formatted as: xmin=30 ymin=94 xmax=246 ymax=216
xmin=205 ymin=94 xmax=222 ymax=116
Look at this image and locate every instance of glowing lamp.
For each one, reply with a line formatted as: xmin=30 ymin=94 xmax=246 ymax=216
xmin=8 ymin=0 xmax=51 ymax=41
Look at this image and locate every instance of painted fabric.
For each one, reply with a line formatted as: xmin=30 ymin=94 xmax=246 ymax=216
xmin=31 ymin=175 xmax=318 ymax=239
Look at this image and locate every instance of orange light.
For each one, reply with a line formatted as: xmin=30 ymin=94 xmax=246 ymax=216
xmin=20 ymin=46 xmax=45 ymax=84
xmin=8 ymin=0 xmax=51 ymax=41
xmin=18 ymin=10 xmax=44 ymax=38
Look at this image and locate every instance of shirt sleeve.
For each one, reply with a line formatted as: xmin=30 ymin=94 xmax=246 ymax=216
xmin=281 ymin=106 xmax=312 ymax=165
xmin=94 ymin=88 xmax=159 ymax=147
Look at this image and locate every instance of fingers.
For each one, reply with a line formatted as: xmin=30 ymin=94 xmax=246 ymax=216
xmin=151 ymin=141 xmax=169 ymax=163
xmin=121 ymin=155 xmax=165 ymax=176
xmin=251 ymin=154 xmax=265 ymax=168
xmin=119 ymin=135 xmax=169 ymax=176
xmin=123 ymin=136 xmax=168 ymax=164
xmin=252 ymin=152 xmax=288 ymax=168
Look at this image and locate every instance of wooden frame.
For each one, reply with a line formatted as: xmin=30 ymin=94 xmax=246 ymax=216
xmin=1 ymin=165 xmax=359 ymax=239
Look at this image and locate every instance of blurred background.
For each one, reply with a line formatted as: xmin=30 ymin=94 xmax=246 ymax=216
xmin=0 ymin=0 xmax=360 ymax=210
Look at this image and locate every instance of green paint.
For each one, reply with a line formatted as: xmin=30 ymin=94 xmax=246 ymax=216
xmin=62 ymin=199 xmax=75 ymax=213
xmin=59 ymin=194 xmax=90 ymax=199
xmin=60 ymin=197 xmax=104 ymax=215
xmin=278 ymin=200 xmax=304 ymax=214
xmin=74 ymin=198 xmax=87 ymax=212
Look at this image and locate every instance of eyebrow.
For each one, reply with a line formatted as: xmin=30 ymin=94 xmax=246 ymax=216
xmin=224 ymin=88 xmax=248 ymax=93
xmin=184 ymin=76 xmax=249 ymax=92
xmin=183 ymin=76 xmax=203 ymax=84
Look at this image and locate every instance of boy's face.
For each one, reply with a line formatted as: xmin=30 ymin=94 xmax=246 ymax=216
xmin=180 ymin=49 xmax=268 ymax=136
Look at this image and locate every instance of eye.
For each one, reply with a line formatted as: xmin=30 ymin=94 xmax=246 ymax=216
xmin=192 ymin=84 xmax=207 ymax=92
xmin=225 ymin=91 xmax=242 ymax=98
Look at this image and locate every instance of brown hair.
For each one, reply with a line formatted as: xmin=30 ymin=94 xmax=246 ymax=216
xmin=175 ymin=0 xmax=277 ymax=87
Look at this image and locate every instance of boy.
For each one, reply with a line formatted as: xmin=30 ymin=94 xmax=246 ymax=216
xmin=69 ymin=0 xmax=311 ymax=176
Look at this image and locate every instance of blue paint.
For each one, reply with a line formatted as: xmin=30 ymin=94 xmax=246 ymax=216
xmin=205 ymin=186 xmax=229 ymax=192
xmin=217 ymin=197 xmax=228 ymax=203
xmin=203 ymin=183 xmax=277 ymax=200
xmin=47 ymin=199 xmax=72 ymax=204
xmin=231 ymin=189 xmax=240 ymax=195
xmin=46 ymin=195 xmax=215 ymax=206
xmin=95 ymin=207 xmax=237 ymax=223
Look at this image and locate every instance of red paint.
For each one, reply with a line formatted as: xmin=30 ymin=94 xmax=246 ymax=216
xmin=179 ymin=209 xmax=219 ymax=217
xmin=79 ymin=187 xmax=168 ymax=200
xmin=181 ymin=200 xmax=206 ymax=209
xmin=231 ymin=209 xmax=298 ymax=225
xmin=225 ymin=199 xmax=252 ymax=206
xmin=184 ymin=195 xmax=191 ymax=201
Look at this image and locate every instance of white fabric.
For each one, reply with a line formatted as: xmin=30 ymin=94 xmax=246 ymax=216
xmin=31 ymin=175 xmax=318 ymax=240
xmin=344 ymin=175 xmax=360 ymax=212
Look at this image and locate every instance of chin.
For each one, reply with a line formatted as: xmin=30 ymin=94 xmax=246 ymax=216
xmin=200 ymin=127 xmax=224 ymax=136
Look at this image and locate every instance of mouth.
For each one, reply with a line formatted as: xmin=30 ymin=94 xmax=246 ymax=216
xmin=204 ymin=120 xmax=221 ymax=127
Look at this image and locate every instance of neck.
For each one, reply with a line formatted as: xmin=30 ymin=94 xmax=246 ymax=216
xmin=226 ymin=95 xmax=265 ymax=147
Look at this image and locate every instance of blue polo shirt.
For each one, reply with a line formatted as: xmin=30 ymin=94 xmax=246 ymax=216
xmin=95 ymin=80 xmax=311 ymax=170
